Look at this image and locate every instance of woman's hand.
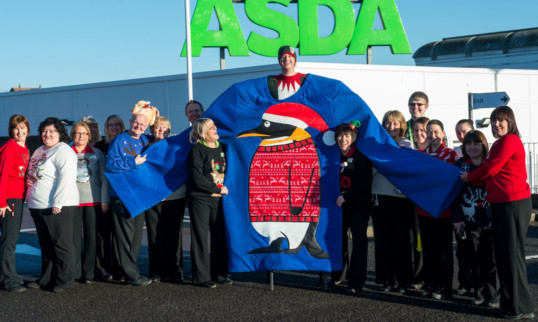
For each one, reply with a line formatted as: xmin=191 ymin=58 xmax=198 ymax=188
xmin=220 ymin=186 xmax=229 ymax=195
xmin=453 ymin=221 xmax=465 ymax=232
xmin=52 ymin=207 xmax=62 ymax=215
xmin=336 ymin=195 xmax=345 ymax=208
xmin=460 ymin=172 xmax=469 ymax=182
xmin=135 ymin=154 xmax=147 ymax=165
xmin=101 ymin=202 xmax=109 ymax=213
xmin=0 ymin=205 xmax=12 ymax=218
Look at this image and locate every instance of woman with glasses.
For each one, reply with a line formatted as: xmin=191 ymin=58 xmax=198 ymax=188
xmin=70 ymin=122 xmax=109 ymax=284
xmin=26 ymin=117 xmax=79 ymax=292
xmin=94 ymin=115 xmax=125 ymax=282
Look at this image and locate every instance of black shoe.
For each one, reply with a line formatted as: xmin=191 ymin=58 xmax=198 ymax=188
xmin=382 ymin=284 xmax=391 ymax=292
xmin=487 ymin=300 xmax=500 ymax=309
xmin=345 ymin=286 xmax=360 ymax=294
xmin=472 ymin=297 xmax=485 ymax=306
xmin=127 ymin=276 xmax=152 ymax=287
xmin=170 ymin=276 xmax=184 ymax=284
xmin=113 ymin=275 xmax=126 ymax=283
xmin=82 ymin=279 xmax=93 ymax=284
xmin=25 ymin=281 xmax=40 ymax=289
xmin=456 ymin=286 xmax=470 ymax=296
xmin=96 ymin=274 xmax=113 ymax=282
xmin=6 ymin=285 xmax=26 ymax=293
xmin=52 ymin=284 xmax=73 ymax=293
xmin=394 ymin=287 xmax=406 ymax=294
xmin=503 ymin=312 xmax=535 ymax=320
xmin=220 ymin=278 xmax=233 ymax=285
xmin=199 ymin=281 xmax=216 ymax=289
xmin=420 ymin=290 xmax=431 ymax=298
xmin=151 ymin=276 xmax=161 ymax=283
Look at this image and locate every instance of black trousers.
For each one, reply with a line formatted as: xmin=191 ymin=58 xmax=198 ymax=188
xmin=331 ymin=204 xmax=370 ymax=290
xmin=0 ymin=198 xmax=24 ymax=289
xmin=73 ymin=205 xmax=98 ymax=280
xmin=371 ymin=195 xmax=413 ymax=287
xmin=145 ymin=198 xmax=186 ymax=280
xmin=464 ymin=227 xmax=499 ymax=301
xmin=111 ymin=197 xmax=145 ymax=282
xmin=491 ymin=198 xmax=534 ymax=315
xmin=418 ymin=215 xmax=453 ymax=297
xmin=30 ymin=206 xmax=76 ymax=289
xmin=95 ymin=206 xmax=122 ymax=278
xmin=188 ymin=196 xmax=228 ymax=284
xmin=455 ymin=230 xmax=473 ymax=289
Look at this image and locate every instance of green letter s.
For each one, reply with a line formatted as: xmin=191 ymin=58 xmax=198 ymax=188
xmin=246 ymin=0 xmax=299 ymax=57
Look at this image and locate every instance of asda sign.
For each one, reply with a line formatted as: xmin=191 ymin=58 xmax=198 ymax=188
xmin=181 ymin=0 xmax=411 ymax=57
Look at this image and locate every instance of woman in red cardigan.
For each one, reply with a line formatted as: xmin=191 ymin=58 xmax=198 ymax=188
xmin=461 ymin=106 xmax=534 ymax=320
xmin=0 ymin=115 xmax=30 ymax=292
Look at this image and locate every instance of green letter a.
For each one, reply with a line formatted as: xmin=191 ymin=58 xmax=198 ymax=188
xmin=181 ymin=0 xmax=249 ymax=57
xmin=347 ymin=0 xmax=411 ymax=55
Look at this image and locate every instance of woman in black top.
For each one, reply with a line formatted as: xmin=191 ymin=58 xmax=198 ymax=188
xmin=187 ymin=118 xmax=230 ymax=288
xmin=332 ymin=122 xmax=372 ymax=293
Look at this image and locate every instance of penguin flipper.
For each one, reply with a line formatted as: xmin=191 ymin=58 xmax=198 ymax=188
xmin=248 ymin=237 xmax=285 ymax=254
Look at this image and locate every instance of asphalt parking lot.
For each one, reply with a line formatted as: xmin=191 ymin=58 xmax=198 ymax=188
xmin=1 ymin=211 xmax=537 ymax=321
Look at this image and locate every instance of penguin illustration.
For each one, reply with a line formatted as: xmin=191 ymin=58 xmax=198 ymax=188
xmin=237 ymin=103 xmax=333 ymax=259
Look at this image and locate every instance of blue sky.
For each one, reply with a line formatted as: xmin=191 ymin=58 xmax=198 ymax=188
xmin=3 ymin=0 xmax=537 ymax=92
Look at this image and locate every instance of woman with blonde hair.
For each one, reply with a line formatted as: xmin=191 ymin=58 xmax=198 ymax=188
xmin=371 ymin=110 xmax=414 ymax=294
xmin=187 ymin=118 xmax=230 ymax=288
xmin=145 ymin=116 xmax=187 ymax=283
xmin=94 ymin=114 xmax=125 ymax=282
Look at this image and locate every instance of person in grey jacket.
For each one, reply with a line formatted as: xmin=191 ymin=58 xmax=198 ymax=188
xmin=70 ymin=122 xmax=109 ymax=284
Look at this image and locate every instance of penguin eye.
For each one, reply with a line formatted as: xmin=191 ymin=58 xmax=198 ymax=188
xmin=264 ymin=121 xmax=271 ymax=128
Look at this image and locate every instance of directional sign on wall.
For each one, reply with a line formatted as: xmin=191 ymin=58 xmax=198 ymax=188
xmin=470 ymin=92 xmax=510 ymax=109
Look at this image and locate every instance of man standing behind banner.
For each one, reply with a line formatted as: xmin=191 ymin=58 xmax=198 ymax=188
xmin=106 ymin=101 xmax=158 ymax=287
xmin=268 ymin=46 xmax=307 ymax=100
xmin=185 ymin=100 xmax=204 ymax=125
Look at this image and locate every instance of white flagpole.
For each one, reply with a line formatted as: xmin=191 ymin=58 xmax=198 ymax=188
xmin=185 ymin=0 xmax=193 ymax=100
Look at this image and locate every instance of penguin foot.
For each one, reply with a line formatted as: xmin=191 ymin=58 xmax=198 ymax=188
xmin=303 ymin=222 xmax=330 ymax=259
xmin=248 ymin=237 xmax=285 ymax=254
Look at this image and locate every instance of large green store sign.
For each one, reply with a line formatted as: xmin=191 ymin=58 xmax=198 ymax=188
xmin=181 ymin=0 xmax=411 ymax=57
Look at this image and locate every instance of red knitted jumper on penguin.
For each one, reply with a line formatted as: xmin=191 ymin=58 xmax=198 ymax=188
xmin=248 ymin=138 xmax=320 ymax=222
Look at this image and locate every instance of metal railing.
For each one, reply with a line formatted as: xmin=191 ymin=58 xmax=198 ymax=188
xmin=524 ymin=142 xmax=537 ymax=194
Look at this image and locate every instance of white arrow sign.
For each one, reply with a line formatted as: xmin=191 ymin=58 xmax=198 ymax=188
xmin=471 ymin=92 xmax=510 ymax=109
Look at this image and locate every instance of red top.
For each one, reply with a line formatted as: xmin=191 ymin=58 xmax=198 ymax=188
xmin=0 ymin=139 xmax=30 ymax=207
xmin=416 ymin=143 xmax=458 ymax=218
xmin=467 ymin=134 xmax=530 ymax=203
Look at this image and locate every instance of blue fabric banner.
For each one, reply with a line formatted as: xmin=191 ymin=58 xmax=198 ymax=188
xmin=106 ymin=74 xmax=462 ymax=273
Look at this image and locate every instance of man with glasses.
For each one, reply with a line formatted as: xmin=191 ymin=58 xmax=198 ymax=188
xmin=404 ymin=91 xmax=429 ymax=142
xmin=106 ymin=100 xmax=158 ymax=287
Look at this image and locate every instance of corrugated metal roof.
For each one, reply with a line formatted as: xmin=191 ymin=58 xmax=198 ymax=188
xmin=413 ymin=27 xmax=538 ymax=60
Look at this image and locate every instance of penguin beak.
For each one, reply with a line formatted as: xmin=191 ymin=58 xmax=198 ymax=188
xmin=237 ymin=120 xmax=311 ymax=145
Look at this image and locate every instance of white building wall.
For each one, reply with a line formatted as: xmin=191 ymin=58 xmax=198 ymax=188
xmin=1 ymin=63 xmax=537 ymax=147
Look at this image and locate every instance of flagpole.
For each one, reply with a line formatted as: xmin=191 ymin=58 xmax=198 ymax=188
xmin=185 ymin=0 xmax=193 ymax=100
